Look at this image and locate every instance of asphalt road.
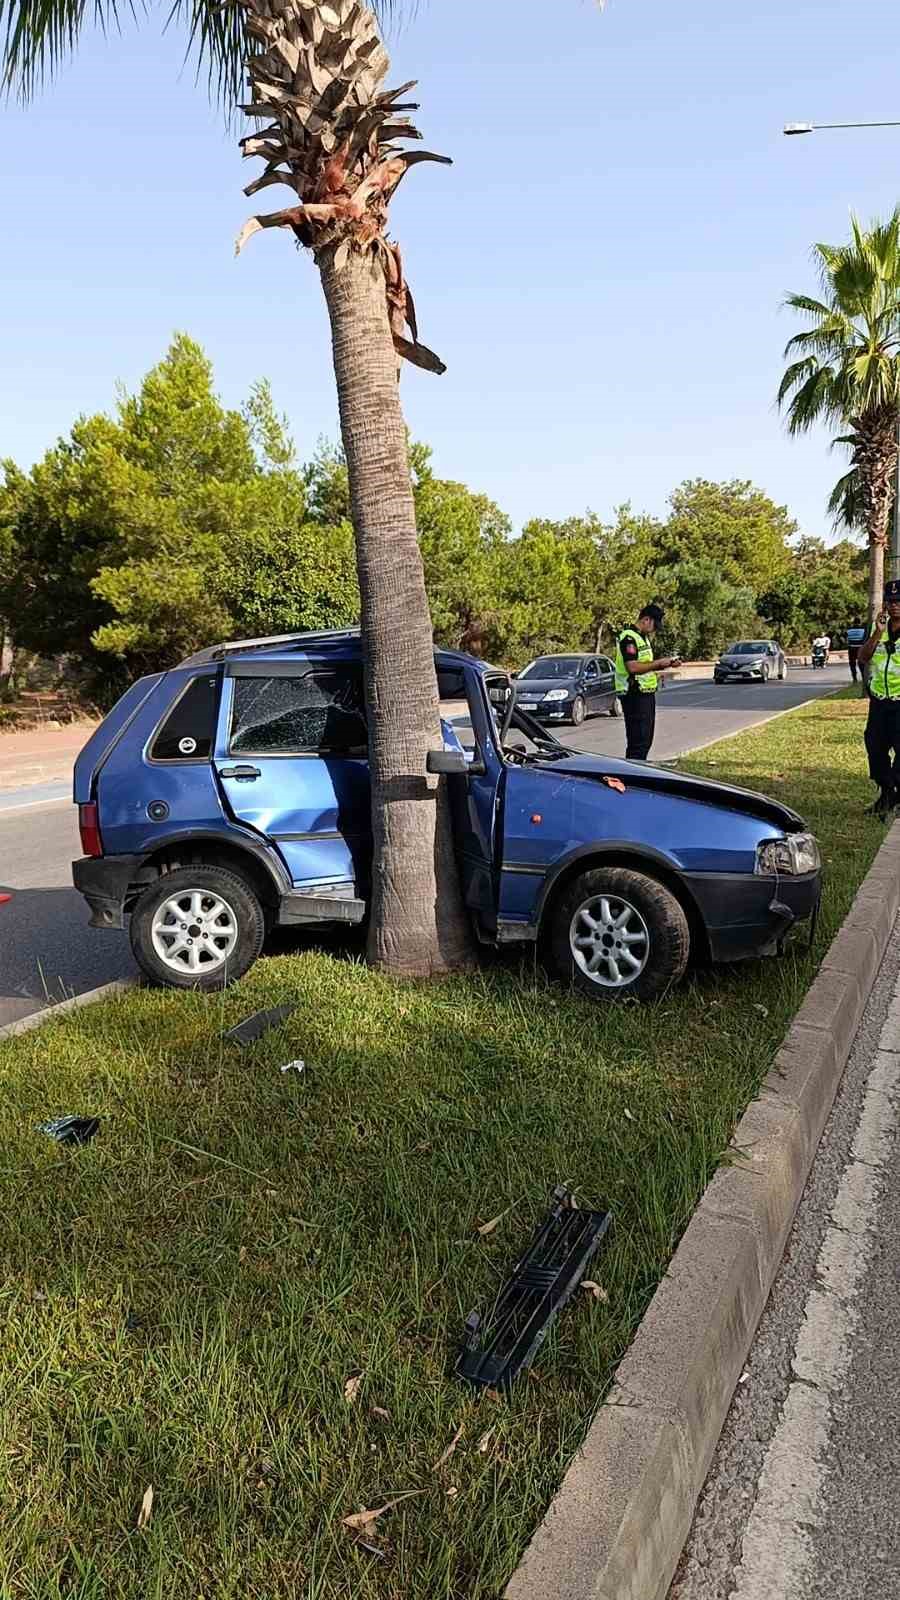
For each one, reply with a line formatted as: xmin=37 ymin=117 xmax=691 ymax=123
xmin=669 ymin=915 xmax=900 ymax=1600
xmin=0 ymin=666 xmax=849 ymax=1026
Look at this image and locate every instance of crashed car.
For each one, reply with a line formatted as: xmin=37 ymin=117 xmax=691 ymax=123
xmin=72 ymin=629 xmax=822 ymax=1003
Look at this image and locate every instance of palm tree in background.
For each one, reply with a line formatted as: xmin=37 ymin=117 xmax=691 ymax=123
xmin=778 ymin=211 xmax=900 ymax=621
xmin=1 ymin=0 xmax=476 ymax=978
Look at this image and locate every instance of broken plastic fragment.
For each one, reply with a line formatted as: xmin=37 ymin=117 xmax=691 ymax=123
xmin=457 ymin=1186 xmax=612 ymax=1390
xmin=224 ymin=1004 xmax=295 ymax=1046
xmin=38 ymin=1115 xmax=100 ymax=1146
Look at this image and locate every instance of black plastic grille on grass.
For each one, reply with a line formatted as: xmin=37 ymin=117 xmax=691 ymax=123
xmin=457 ymin=1186 xmax=612 ymax=1391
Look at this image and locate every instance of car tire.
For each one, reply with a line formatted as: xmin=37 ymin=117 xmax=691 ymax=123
xmin=608 ymin=697 xmax=621 ymax=718
xmin=549 ymin=866 xmax=690 ymax=1003
xmin=571 ymin=695 xmax=586 ymax=726
xmin=129 ymin=864 xmax=266 ymax=990
xmin=762 ymin=664 xmax=770 ymax=683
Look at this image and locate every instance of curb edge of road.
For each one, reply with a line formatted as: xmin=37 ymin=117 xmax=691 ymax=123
xmin=0 ymin=979 xmax=137 ymax=1043
xmin=505 ymin=820 xmax=900 ymax=1600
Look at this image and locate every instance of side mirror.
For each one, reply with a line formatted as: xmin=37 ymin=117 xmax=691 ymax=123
xmin=427 ymin=749 xmax=468 ymax=776
xmin=510 ymin=671 xmax=518 ymax=679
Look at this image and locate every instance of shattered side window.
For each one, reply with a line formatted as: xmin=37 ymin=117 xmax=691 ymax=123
xmin=230 ymin=671 xmax=367 ymax=756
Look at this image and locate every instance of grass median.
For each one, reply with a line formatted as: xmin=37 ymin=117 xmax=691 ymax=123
xmin=0 ymin=687 xmax=882 ymax=1599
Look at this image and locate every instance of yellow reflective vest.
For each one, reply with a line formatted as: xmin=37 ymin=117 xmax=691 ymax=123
xmin=615 ymin=627 xmax=657 ymax=695
xmin=869 ymin=627 xmax=900 ymax=701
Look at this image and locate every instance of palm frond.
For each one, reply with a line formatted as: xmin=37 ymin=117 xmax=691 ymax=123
xmin=1 ymin=0 xmax=400 ymax=102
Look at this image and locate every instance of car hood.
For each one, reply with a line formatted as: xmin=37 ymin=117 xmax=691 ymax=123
xmin=515 ymin=678 xmax=576 ymax=695
xmin=534 ymin=751 xmax=806 ymax=833
xmin=719 ymin=653 xmax=765 ymax=667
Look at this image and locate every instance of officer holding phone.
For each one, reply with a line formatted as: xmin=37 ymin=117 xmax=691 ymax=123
xmin=857 ymin=579 xmax=900 ymax=816
xmin=614 ymin=604 xmax=681 ymax=762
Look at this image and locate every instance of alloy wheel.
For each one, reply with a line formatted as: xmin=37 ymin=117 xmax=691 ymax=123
xmin=569 ymin=893 xmax=651 ymax=988
xmin=150 ymin=888 xmax=239 ymax=976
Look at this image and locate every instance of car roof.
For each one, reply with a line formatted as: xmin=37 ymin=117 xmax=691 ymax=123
xmin=178 ymin=627 xmax=496 ymax=676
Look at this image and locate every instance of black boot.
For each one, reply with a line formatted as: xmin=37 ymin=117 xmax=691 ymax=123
xmin=865 ymin=787 xmax=893 ymax=818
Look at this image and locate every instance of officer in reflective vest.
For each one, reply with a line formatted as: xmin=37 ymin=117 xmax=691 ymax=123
xmin=857 ymin=579 xmax=900 ymax=816
xmin=614 ymin=605 xmax=681 ymax=761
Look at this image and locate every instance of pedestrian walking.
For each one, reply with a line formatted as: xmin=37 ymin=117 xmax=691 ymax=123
xmin=614 ymin=605 xmax=681 ymax=762
xmin=857 ymin=581 xmax=900 ymax=817
xmin=846 ymin=617 xmax=866 ymax=685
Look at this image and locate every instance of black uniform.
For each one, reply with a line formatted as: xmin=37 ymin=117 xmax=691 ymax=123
xmin=620 ymin=634 xmax=656 ymax=761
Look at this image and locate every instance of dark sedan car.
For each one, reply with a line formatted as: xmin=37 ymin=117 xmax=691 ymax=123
xmin=513 ymin=653 xmax=618 ymax=725
xmin=714 ymin=640 xmax=787 ymax=684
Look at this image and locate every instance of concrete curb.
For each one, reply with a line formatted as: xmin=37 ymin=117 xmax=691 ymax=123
xmin=0 ymin=979 xmax=136 ymax=1043
xmin=505 ymin=822 xmax=900 ymax=1600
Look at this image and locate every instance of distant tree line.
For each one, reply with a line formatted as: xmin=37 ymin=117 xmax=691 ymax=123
xmin=0 ymin=336 xmax=869 ymax=704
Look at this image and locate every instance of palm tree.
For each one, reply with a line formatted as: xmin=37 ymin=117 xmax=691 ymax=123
xmin=1 ymin=0 xmax=474 ymax=977
xmin=778 ymin=211 xmax=900 ymax=622
xmin=827 ymin=429 xmax=895 ymax=551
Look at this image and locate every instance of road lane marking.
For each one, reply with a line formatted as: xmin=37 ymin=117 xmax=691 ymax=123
xmin=0 ymin=795 xmax=69 ymax=816
xmin=730 ymin=970 xmax=900 ymax=1599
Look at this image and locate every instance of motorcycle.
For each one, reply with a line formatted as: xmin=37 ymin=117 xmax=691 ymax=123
xmin=811 ymin=644 xmax=828 ymax=670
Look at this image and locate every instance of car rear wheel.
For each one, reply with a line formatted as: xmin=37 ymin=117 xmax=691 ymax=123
xmin=570 ymin=695 xmax=586 ymax=726
xmin=550 ymin=866 xmax=690 ymax=1003
xmin=129 ymin=865 xmax=266 ymax=990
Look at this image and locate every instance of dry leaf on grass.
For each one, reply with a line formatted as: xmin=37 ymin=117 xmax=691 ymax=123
xmin=371 ymin=1405 xmax=391 ymax=1422
xmin=754 ymin=1004 xmax=769 ymax=1018
xmin=581 ymin=1280 xmax=609 ymax=1303
xmin=343 ymin=1374 xmax=363 ymax=1404
xmin=137 ymin=1484 xmax=154 ymax=1531
xmin=623 ymin=1108 xmax=635 ymax=1123
xmin=446 ymin=1486 xmax=459 ymax=1499
xmin=432 ymin=1425 xmax=463 ymax=1471
xmin=342 ymin=1491 xmax=423 ymax=1532
xmin=476 ymin=1198 xmax=519 ymax=1236
xmin=476 ymin=1428 xmax=494 ymax=1454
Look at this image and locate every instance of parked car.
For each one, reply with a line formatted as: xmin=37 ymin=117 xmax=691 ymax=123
xmin=513 ymin=653 xmax=618 ymax=725
xmin=72 ymin=629 xmax=821 ymax=1003
xmin=714 ymin=640 xmax=787 ymax=684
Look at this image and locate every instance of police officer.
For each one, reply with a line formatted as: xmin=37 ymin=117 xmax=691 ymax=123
xmin=857 ymin=580 xmax=900 ymax=816
xmin=614 ymin=604 xmax=681 ymax=761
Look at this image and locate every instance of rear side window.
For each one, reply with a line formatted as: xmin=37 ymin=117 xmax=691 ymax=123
xmin=230 ymin=671 xmax=367 ymax=756
xmin=150 ymin=674 xmax=218 ymax=761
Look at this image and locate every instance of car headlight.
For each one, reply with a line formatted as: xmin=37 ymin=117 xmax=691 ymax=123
xmin=755 ymin=831 xmax=820 ymax=876
xmin=543 ymin=689 xmax=569 ymax=701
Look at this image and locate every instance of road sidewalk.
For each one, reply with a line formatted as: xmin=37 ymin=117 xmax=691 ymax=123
xmin=0 ymin=723 xmax=96 ymax=794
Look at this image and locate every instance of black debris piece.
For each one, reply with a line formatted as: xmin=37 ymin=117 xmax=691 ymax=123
xmin=38 ymin=1115 xmax=101 ymax=1146
xmin=223 ymin=1004 xmax=295 ymax=1047
xmin=456 ymin=1185 xmax=612 ymax=1391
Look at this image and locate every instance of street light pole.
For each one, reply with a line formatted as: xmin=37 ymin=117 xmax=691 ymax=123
xmin=785 ymin=115 xmax=900 ymax=580
xmin=784 ymin=120 xmax=900 ymax=135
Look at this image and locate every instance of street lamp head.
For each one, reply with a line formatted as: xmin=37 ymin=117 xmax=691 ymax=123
xmin=784 ymin=122 xmax=814 ymax=136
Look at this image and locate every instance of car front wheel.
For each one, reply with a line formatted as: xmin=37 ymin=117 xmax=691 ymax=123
xmin=129 ymin=864 xmax=266 ymax=990
xmin=550 ymin=866 xmax=690 ymax=1003
xmin=570 ymin=695 xmax=586 ymax=726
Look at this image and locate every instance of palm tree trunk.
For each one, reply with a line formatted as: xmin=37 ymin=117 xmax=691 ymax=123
xmin=318 ymin=246 xmax=474 ymax=975
xmin=856 ymin=409 xmax=897 ymax=624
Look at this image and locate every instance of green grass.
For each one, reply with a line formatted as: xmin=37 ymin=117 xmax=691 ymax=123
xmin=0 ymin=689 xmax=881 ymax=1599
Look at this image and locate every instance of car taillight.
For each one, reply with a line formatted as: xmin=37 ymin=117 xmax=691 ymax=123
xmin=78 ymin=802 xmax=103 ymax=858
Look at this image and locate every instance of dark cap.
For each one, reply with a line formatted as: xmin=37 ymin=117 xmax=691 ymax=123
xmin=884 ymin=580 xmax=900 ymax=603
xmin=638 ymin=603 xmax=665 ymax=627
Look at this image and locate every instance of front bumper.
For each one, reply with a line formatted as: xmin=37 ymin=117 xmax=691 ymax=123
xmin=683 ymin=868 xmax=822 ymax=963
xmin=714 ymin=666 xmax=765 ymax=682
xmin=514 ymin=700 xmax=574 ymax=722
xmin=72 ymin=855 xmax=146 ymax=930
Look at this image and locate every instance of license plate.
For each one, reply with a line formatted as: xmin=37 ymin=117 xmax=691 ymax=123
xmin=518 ymin=701 xmax=538 ymax=710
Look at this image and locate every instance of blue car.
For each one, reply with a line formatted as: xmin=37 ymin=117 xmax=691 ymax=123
xmin=72 ymin=629 xmax=822 ymax=1003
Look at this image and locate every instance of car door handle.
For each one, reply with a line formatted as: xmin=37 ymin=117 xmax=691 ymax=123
xmin=219 ymin=764 xmax=261 ymax=781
